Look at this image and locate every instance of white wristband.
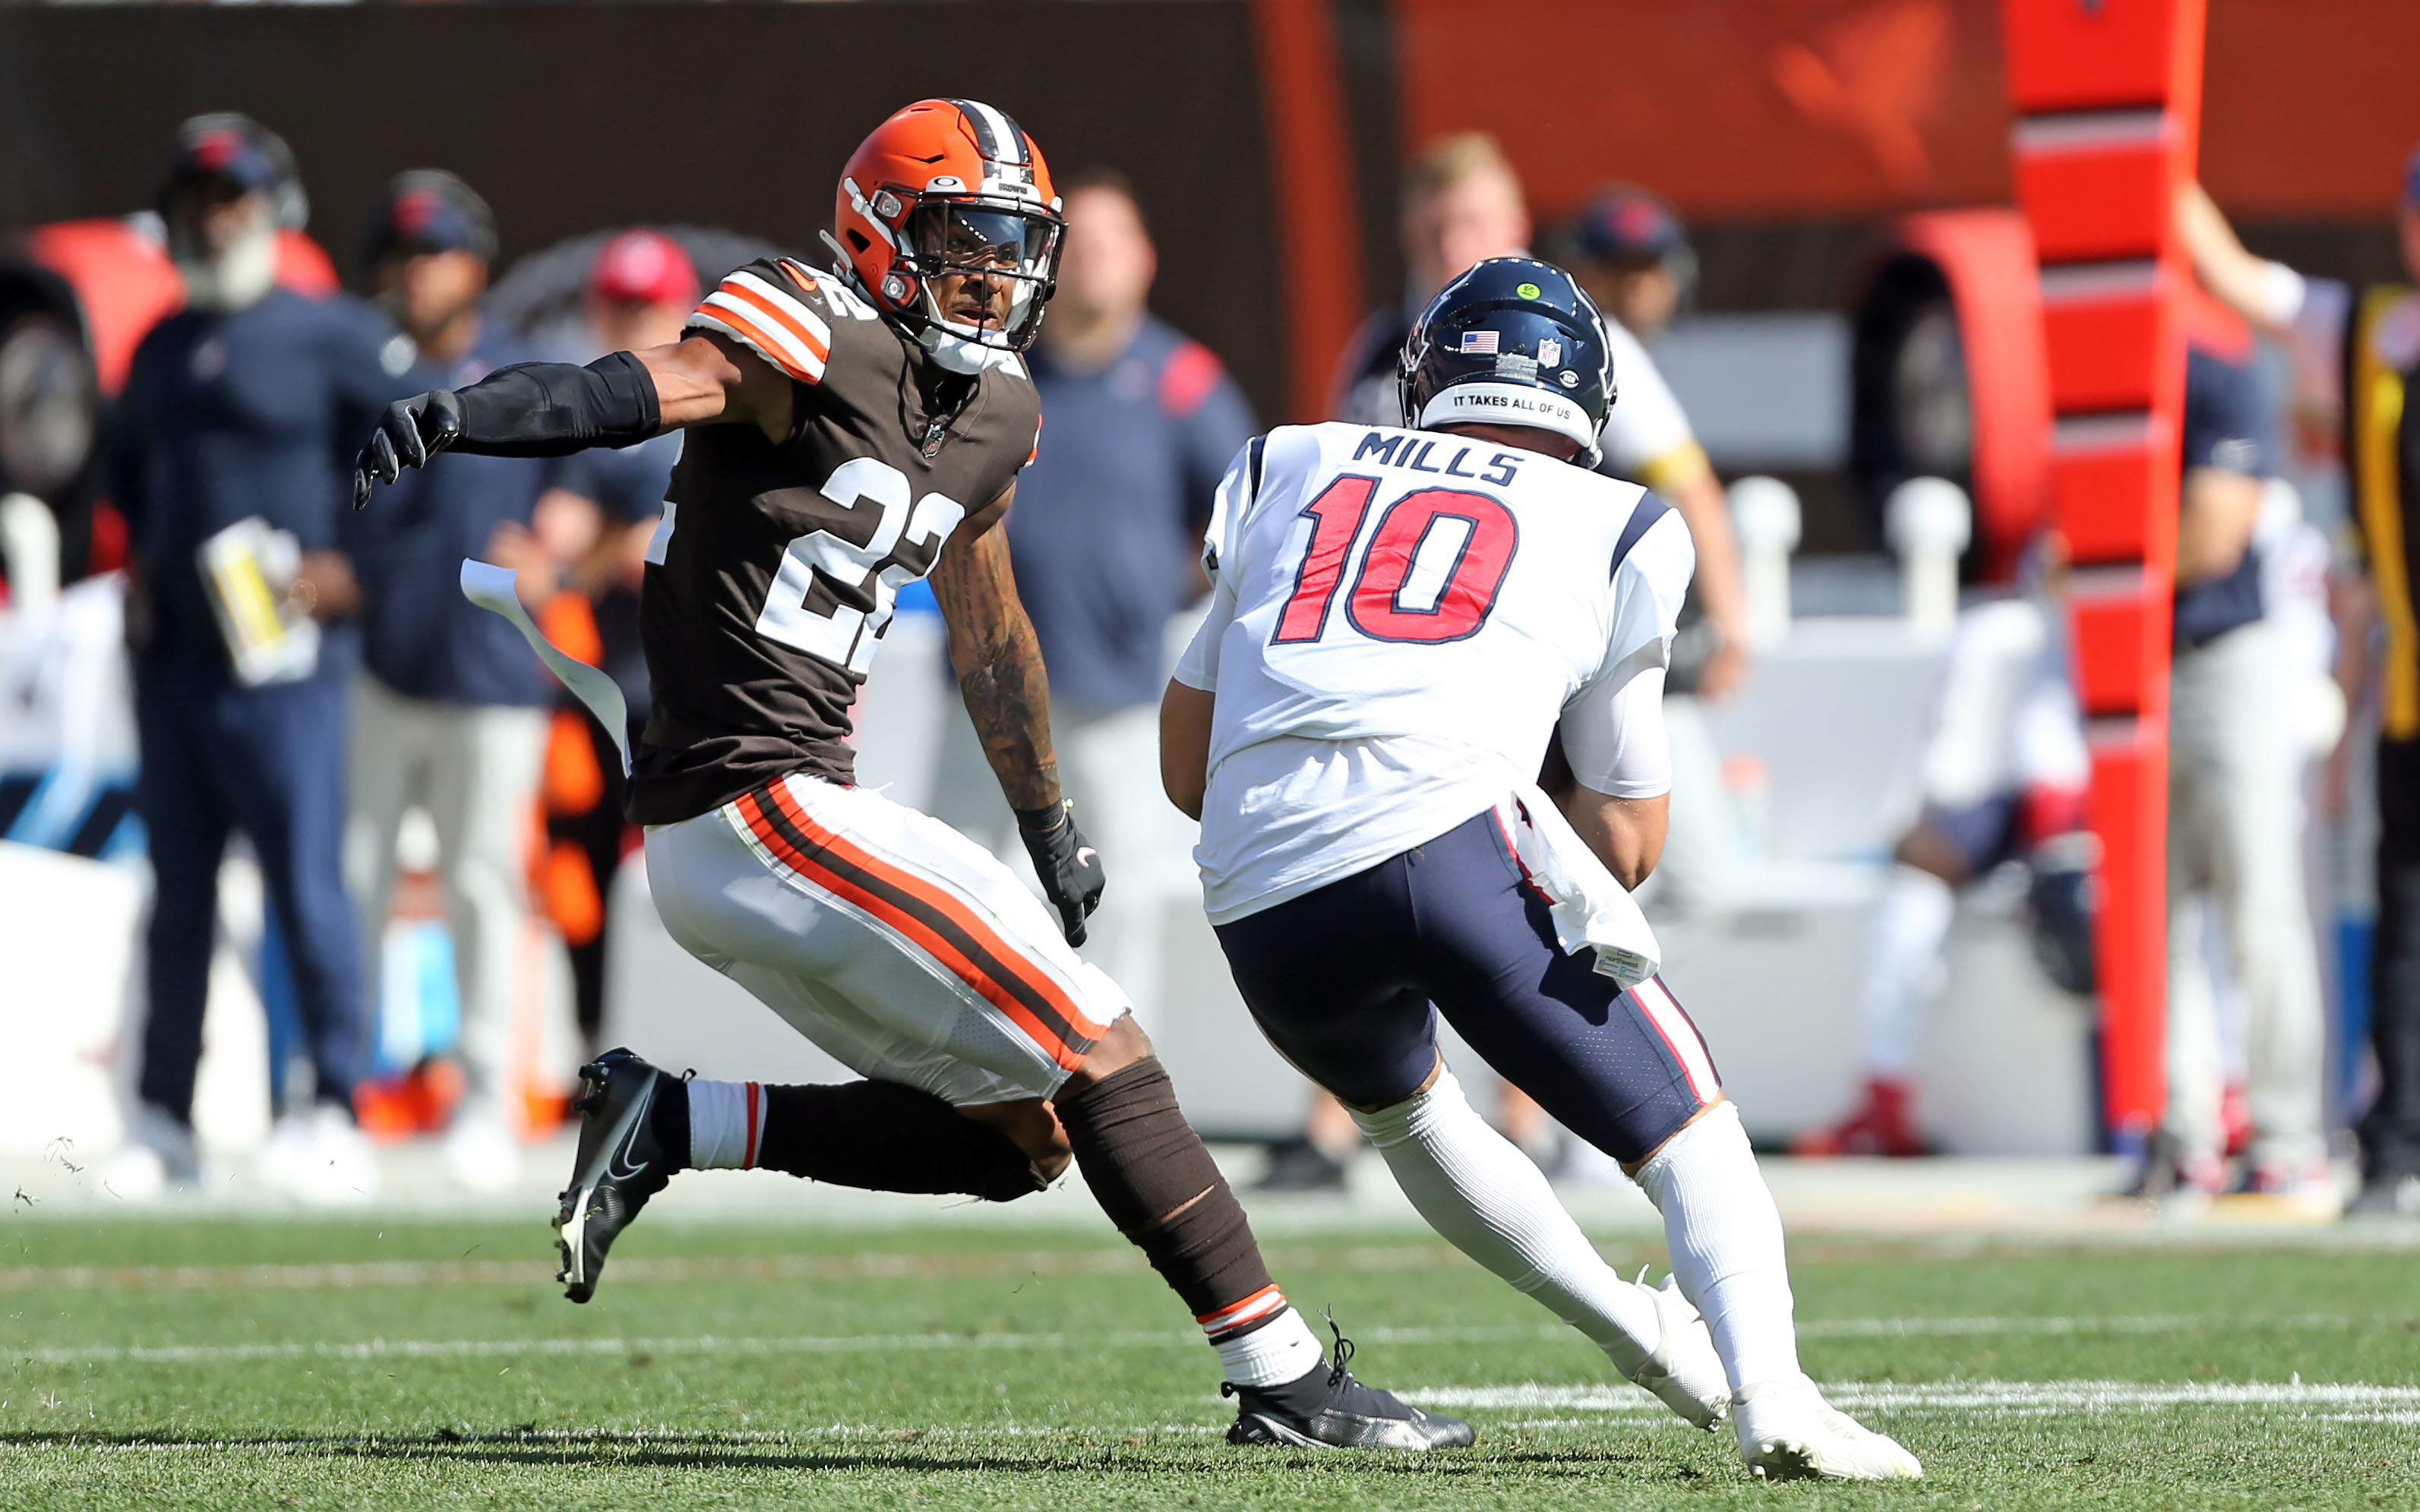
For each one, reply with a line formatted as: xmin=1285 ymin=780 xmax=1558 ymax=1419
xmin=2256 ymin=260 xmax=2308 ymax=330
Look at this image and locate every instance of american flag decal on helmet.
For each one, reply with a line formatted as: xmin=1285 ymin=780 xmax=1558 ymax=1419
xmin=1458 ymin=329 xmax=1501 ymax=355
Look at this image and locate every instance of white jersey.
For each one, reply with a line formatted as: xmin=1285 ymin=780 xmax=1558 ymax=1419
xmin=1174 ymin=421 xmax=1694 ymax=923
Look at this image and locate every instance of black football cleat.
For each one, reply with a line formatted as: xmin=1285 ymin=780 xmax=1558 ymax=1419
xmin=553 ymin=1048 xmax=681 ymax=1304
xmin=1225 ymin=1321 xmax=1475 ymax=1450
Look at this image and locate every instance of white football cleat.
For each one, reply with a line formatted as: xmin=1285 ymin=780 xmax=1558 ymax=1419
xmin=1732 ymin=1374 xmax=1922 ymax=1481
xmin=1624 ymin=1275 xmax=1729 ymax=1429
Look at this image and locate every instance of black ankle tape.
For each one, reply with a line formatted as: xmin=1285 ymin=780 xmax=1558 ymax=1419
xmin=1055 ymin=1056 xmax=1278 ymax=1324
xmin=755 ymin=1081 xmax=1043 ymax=1201
xmin=652 ymin=1073 xmax=691 ymax=1163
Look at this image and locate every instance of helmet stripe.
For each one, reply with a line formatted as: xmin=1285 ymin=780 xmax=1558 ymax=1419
xmin=949 ymin=98 xmax=1028 ymax=166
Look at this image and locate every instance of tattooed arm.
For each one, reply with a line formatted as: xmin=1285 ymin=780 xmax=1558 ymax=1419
xmin=932 ymin=484 xmax=1104 ymax=944
xmin=930 ymin=483 xmax=1060 ymax=813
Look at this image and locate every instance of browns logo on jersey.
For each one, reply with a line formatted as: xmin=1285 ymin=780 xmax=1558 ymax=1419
xmin=629 ymin=256 xmax=1041 ymax=824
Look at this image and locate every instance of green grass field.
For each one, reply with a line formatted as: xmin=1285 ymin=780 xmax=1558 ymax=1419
xmin=2 ymin=1211 xmax=2415 ymax=1509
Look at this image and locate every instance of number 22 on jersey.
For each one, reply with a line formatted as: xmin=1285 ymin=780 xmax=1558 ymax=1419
xmin=755 ymin=456 xmax=963 ymax=675
xmin=1272 ymin=475 xmax=1519 ymax=646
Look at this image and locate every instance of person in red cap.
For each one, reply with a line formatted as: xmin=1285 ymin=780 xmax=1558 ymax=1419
xmin=588 ymin=229 xmax=700 ymax=345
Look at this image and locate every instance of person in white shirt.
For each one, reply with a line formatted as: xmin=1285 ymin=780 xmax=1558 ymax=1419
xmin=1160 ymin=259 xmax=1921 ymax=1482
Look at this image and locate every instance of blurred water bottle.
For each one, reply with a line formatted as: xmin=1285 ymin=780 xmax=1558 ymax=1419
xmin=1721 ymin=753 xmax=1772 ymax=860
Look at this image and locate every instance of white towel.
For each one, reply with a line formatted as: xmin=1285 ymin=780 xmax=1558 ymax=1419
xmin=1498 ymin=781 xmax=1662 ymax=991
xmin=459 ymin=559 xmax=632 ymax=775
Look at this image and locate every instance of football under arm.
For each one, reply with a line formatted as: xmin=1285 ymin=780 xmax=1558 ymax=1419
xmin=1159 ymin=680 xmax=1214 ymax=821
xmin=930 ymin=485 xmax=1062 ymax=815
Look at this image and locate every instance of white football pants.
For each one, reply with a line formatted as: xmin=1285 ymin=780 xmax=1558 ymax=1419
xmin=928 ymin=696 xmax=1189 ymax=1031
xmin=643 ymin=773 xmax=1133 ymax=1106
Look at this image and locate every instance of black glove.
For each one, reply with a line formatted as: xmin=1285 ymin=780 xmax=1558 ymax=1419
xmin=1016 ymin=799 xmax=1104 ymax=948
xmin=352 ymin=389 xmax=463 ymax=510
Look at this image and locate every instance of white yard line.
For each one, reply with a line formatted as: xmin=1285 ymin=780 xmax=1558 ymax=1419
xmin=12 ymin=1316 xmax=2393 ymax=1372
xmin=0 ymin=1244 xmax=1464 ymax=1294
xmin=12 ymin=1324 xmax=1554 ymax=1368
xmin=1408 ymin=1381 xmax=2420 ymax=1416
xmin=1795 ymin=1312 xmax=2364 ymax=1337
xmin=3 ymin=1388 xmax=2415 ymax=1457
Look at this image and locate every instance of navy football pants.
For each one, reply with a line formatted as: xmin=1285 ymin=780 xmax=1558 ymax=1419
xmin=134 ymin=659 xmax=365 ymax=1122
xmin=1215 ymin=810 xmax=1720 ymax=1166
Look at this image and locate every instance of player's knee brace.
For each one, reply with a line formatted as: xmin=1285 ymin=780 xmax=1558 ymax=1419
xmin=751 ymin=1080 xmax=1047 ymax=1202
xmin=1053 ymin=1056 xmax=1272 ymax=1320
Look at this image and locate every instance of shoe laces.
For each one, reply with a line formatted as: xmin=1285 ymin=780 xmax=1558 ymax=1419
xmin=1322 ymin=1305 xmax=1355 ymax=1387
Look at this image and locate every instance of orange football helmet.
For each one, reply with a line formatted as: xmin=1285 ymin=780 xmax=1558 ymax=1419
xmin=833 ymin=99 xmax=1063 ymax=364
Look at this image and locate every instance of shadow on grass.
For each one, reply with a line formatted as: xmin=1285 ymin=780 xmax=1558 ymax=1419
xmin=0 ymin=1428 xmax=1673 ymax=1479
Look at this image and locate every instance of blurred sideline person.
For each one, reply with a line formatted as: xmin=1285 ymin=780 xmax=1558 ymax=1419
xmin=2137 ymin=335 xmax=2333 ymax=1208
xmin=1265 ymin=137 xmax=1749 ymax=1191
xmin=1549 ymin=185 xmax=1695 ymax=343
xmin=354 ymin=99 xmax=1458 ymax=1449
xmin=1550 ymin=185 xmax=1752 ymax=921
xmin=345 ymin=172 xmax=568 ymax=1192
xmin=541 ymin=229 xmax=700 ymax=1056
xmin=929 ymin=168 xmax=1254 ymax=1026
xmin=2180 ymin=173 xmax=2418 ymax=1217
xmin=106 ymin=115 xmax=412 ymax=1201
xmin=1163 ymin=259 xmax=1921 ymax=1480
xmin=1792 ymin=562 xmax=2093 ymax=1157
xmin=1334 ymin=153 xmax=1748 ymax=702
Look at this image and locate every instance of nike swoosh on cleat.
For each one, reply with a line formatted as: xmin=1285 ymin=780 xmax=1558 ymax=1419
xmin=601 ymin=1079 xmax=658 ymax=1184
xmin=1076 ymin=848 xmax=1097 ymax=865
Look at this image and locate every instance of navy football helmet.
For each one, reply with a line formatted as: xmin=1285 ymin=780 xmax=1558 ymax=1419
xmin=1398 ymin=257 xmax=1615 ymax=466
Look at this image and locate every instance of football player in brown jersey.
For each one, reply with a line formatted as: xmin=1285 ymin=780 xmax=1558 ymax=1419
xmin=352 ymin=99 xmax=1468 ymax=1451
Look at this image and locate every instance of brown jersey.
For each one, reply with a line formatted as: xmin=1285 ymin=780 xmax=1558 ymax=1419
xmin=627 ymin=257 xmax=1040 ymax=824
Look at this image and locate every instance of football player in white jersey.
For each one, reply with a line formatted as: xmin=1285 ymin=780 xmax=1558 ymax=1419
xmin=1161 ymin=260 xmax=1922 ymax=1482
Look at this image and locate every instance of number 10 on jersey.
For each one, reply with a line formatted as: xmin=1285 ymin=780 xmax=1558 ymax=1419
xmin=1272 ymin=475 xmax=1519 ymax=646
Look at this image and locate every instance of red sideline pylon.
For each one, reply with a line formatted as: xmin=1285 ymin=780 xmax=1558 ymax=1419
xmin=1998 ymin=0 xmax=2207 ymax=1153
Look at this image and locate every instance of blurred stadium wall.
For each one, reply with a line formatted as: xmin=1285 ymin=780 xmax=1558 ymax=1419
xmin=5 ymin=0 xmax=2420 ymax=436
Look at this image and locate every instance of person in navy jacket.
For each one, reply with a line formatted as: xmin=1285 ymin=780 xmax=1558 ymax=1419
xmin=344 ymin=172 xmax=573 ymax=1192
xmin=108 ymin=115 xmax=414 ymax=1201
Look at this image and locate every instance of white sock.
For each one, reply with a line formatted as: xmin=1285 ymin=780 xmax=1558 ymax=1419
xmin=1209 ymin=1295 xmax=1325 ymax=1387
xmin=1635 ymin=1100 xmax=1800 ymax=1394
xmin=1859 ymin=865 xmax=1954 ymax=1078
xmin=1351 ymin=1070 xmax=1662 ymax=1375
xmin=686 ymin=1078 xmax=765 ymax=1170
